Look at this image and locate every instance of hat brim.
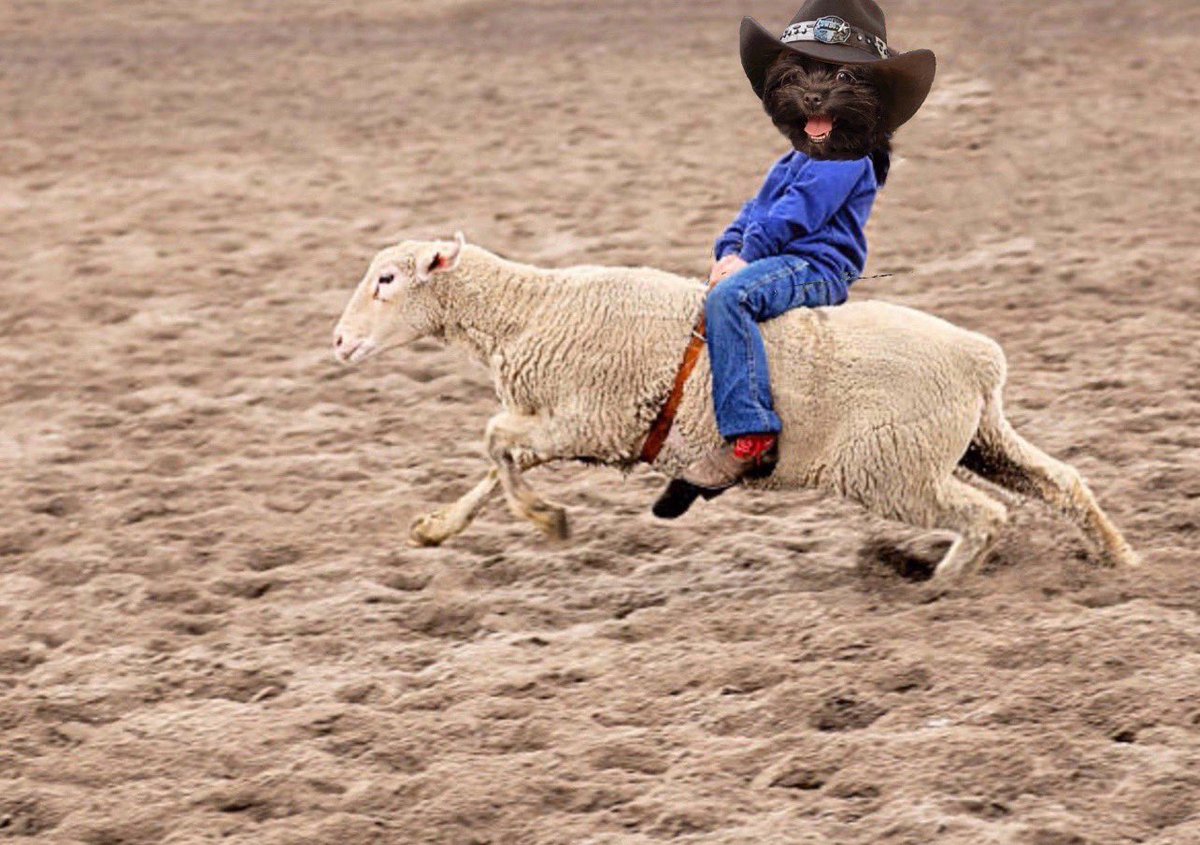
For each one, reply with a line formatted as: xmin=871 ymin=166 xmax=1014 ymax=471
xmin=740 ymin=16 xmax=936 ymax=132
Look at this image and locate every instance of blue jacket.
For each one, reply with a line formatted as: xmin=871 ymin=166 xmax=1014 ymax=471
xmin=714 ymin=151 xmax=878 ymax=280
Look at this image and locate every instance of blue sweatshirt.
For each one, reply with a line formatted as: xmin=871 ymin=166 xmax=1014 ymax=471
xmin=714 ymin=151 xmax=878 ymax=280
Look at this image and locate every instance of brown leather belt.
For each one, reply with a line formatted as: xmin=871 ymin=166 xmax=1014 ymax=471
xmin=639 ymin=275 xmax=720 ymax=464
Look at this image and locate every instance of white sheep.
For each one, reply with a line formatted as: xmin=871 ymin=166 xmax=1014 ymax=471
xmin=332 ymin=234 xmax=1137 ymax=580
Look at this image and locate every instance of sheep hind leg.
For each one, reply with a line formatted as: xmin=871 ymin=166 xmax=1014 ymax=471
xmin=409 ymin=467 xmax=500 ymax=547
xmin=961 ymin=394 xmax=1138 ymax=568
xmin=485 ymin=412 xmax=570 ymax=541
xmin=896 ymin=478 xmax=1008 ymax=581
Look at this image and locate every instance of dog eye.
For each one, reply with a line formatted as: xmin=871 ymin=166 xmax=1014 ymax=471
xmin=836 ymin=70 xmax=856 ymax=83
xmin=378 ymin=273 xmax=395 ymax=285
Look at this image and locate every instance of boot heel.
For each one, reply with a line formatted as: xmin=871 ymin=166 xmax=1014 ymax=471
xmin=652 ymin=479 xmax=703 ymax=519
xmin=653 ymin=479 xmax=729 ymax=519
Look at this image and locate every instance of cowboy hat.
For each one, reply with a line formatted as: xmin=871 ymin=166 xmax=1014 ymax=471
xmin=740 ymin=0 xmax=936 ymax=131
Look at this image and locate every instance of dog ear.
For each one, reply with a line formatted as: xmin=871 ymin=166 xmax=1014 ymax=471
xmin=417 ymin=231 xmax=466 ymax=282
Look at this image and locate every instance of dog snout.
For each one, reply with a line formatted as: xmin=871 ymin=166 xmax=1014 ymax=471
xmin=803 ymin=92 xmax=824 ymax=109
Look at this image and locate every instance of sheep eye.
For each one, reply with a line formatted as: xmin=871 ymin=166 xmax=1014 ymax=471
xmin=378 ymin=273 xmax=395 ymax=285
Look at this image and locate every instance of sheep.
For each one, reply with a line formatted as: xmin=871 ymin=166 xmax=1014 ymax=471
xmin=332 ymin=234 xmax=1138 ymax=580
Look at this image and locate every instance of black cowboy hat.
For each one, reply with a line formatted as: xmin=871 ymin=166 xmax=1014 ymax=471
xmin=741 ymin=0 xmax=936 ymax=131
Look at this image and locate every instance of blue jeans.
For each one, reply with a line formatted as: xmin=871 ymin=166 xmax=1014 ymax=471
xmin=706 ymin=255 xmax=850 ymax=439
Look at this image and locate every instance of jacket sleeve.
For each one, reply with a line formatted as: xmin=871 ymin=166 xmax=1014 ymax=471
xmin=713 ymin=201 xmax=755 ymax=260
xmin=738 ymin=159 xmax=867 ymax=263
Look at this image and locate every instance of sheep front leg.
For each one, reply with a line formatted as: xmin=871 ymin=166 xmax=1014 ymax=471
xmin=409 ymin=467 xmax=500 ymax=547
xmin=485 ymin=411 xmax=570 ymax=541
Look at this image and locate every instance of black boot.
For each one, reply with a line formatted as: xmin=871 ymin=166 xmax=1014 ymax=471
xmin=651 ymin=479 xmax=727 ymax=520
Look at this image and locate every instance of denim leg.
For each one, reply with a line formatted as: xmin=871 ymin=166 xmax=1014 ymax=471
xmin=705 ymin=256 xmax=851 ymax=440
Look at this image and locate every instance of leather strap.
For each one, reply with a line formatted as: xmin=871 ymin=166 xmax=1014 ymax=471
xmin=639 ymin=276 xmax=719 ymax=464
xmin=639 ymin=265 xmax=890 ymax=463
xmin=781 ymin=17 xmax=895 ymax=59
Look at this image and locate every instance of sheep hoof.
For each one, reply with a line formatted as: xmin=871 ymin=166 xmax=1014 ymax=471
xmin=409 ymin=511 xmax=450 ymax=547
xmin=532 ymin=502 xmax=570 ymax=541
xmin=1105 ymin=545 xmax=1141 ymax=569
xmin=929 ymin=564 xmax=963 ymax=583
xmin=930 ymin=551 xmax=970 ymax=582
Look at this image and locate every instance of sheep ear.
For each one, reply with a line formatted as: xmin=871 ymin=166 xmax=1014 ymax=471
xmin=417 ymin=232 xmax=466 ymax=282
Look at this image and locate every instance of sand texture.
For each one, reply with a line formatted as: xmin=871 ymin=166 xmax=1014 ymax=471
xmin=1 ymin=1 xmax=1198 ymax=842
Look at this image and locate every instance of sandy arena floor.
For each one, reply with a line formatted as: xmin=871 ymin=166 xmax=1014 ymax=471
xmin=1 ymin=1 xmax=1198 ymax=842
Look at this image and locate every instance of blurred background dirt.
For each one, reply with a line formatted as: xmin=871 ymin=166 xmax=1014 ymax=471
xmin=1 ymin=1 xmax=1197 ymax=842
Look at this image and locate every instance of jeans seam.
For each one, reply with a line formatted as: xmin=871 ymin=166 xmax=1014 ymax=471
xmin=794 ymin=277 xmax=837 ymax=306
xmin=735 ymin=258 xmax=809 ymax=307
xmin=798 ymin=279 xmax=823 ymax=305
xmin=744 ymin=339 xmax=774 ymax=432
xmin=744 ymin=268 xmax=792 ymax=432
xmin=713 ymin=256 xmax=829 ymax=437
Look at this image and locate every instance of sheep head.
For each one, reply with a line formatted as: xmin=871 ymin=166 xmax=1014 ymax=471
xmin=332 ymin=232 xmax=465 ymax=364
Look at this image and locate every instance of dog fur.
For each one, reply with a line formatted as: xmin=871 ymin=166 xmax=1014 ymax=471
xmin=761 ymin=53 xmax=892 ymax=184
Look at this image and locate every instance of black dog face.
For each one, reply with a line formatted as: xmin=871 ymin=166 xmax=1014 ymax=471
xmin=762 ymin=53 xmax=890 ymax=165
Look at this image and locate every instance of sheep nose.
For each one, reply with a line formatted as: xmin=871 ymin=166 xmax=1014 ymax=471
xmin=803 ymin=92 xmax=823 ymax=109
xmin=333 ymin=332 xmax=354 ymax=363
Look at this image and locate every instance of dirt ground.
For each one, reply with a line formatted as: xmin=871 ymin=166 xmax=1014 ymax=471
xmin=1 ymin=1 xmax=1198 ymax=842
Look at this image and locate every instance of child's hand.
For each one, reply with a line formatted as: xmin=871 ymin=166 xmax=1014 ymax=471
xmin=710 ymin=255 xmax=748 ymax=285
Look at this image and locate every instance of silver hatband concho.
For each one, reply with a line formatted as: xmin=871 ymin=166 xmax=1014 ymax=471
xmin=780 ymin=16 xmax=894 ymax=59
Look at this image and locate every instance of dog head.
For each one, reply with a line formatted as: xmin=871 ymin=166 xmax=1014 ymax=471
xmin=762 ymin=53 xmax=891 ymax=172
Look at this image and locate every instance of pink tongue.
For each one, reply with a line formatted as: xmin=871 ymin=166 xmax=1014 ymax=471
xmin=805 ymin=116 xmax=835 ymax=137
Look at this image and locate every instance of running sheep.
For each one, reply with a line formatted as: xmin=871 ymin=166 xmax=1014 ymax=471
xmin=332 ymin=234 xmax=1137 ymax=580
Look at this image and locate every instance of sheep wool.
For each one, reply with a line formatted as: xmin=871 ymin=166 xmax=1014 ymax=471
xmin=333 ymin=236 xmax=1137 ymax=580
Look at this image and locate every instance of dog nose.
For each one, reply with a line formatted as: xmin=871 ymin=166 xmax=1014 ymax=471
xmin=803 ymin=92 xmax=823 ymax=109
